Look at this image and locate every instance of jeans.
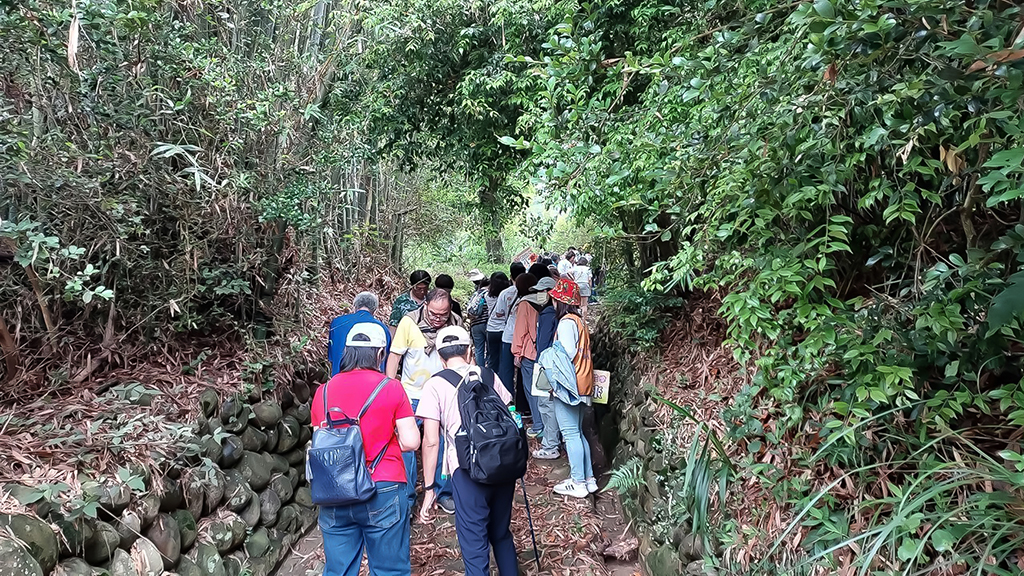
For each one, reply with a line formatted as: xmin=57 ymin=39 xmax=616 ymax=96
xmin=403 ymin=399 xmax=451 ymax=511
xmin=470 ymin=323 xmax=488 ymax=367
xmin=537 ymin=393 xmax=561 ymax=451
xmin=319 ymin=481 xmax=410 ymax=576
xmin=450 ymin=469 xmax=519 ymax=576
xmin=498 ymin=342 xmax=515 ymax=396
xmin=553 ymin=399 xmax=593 ymax=483
xmin=519 ymin=359 xmax=542 ymax=434
xmin=485 ymin=331 xmax=502 ymax=376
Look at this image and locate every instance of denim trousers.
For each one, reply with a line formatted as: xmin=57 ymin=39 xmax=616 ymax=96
xmin=498 ymin=342 xmax=515 ymax=396
xmin=553 ymin=398 xmax=594 ymax=483
xmin=536 ymin=391 xmax=561 ymax=451
xmin=519 ymin=358 xmax=542 ymax=434
xmin=485 ymin=331 xmax=502 ymax=375
xmin=450 ymin=469 xmax=519 ymax=576
xmin=319 ymin=481 xmax=410 ymax=576
xmin=403 ymin=399 xmax=451 ymax=511
xmin=470 ymin=323 xmax=488 ymax=367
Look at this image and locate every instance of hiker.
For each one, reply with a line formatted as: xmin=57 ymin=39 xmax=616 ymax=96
xmin=538 ymin=279 xmax=596 ymax=498
xmin=388 ymin=270 xmax=432 ymax=334
xmin=387 ymin=289 xmax=462 ymax=514
xmin=557 ymin=249 xmax=575 ymax=277
xmin=328 ymin=292 xmax=391 ymax=375
xmin=525 ymin=276 xmax=562 ymax=460
xmin=466 ymin=269 xmax=490 ymax=367
xmin=434 ymin=273 xmax=463 ymax=316
xmin=487 ymin=263 xmax=525 ymax=394
xmin=310 ymin=322 xmax=421 ymax=576
xmin=511 ymin=273 xmax=548 ymax=439
xmin=570 ymin=256 xmax=594 ymax=318
xmin=416 ymin=326 xmax=519 ymax=576
xmin=483 ymin=271 xmax=511 ymax=375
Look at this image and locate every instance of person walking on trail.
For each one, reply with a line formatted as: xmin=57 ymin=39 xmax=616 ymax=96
xmin=527 ymin=276 xmax=562 ymax=460
xmin=434 ymin=273 xmax=463 ymax=317
xmin=569 ymin=256 xmax=594 ymax=318
xmin=388 ymin=270 xmax=432 ymax=334
xmin=511 ymin=263 xmax=552 ymax=438
xmin=483 ymin=271 xmax=510 ymax=375
xmin=415 ymin=326 xmax=519 ymax=576
xmin=538 ymin=279 xmax=597 ymax=498
xmin=387 ymin=289 xmax=462 ymax=515
xmin=557 ymin=249 xmax=575 ymax=277
xmin=465 ymin=269 xmax=490 ymax=367
xmin=488 ymin=262 xmax=525 ymax=395
xmin=311 ymin=322 xmax=421 ymax=576
xmin=328 ymin=292 xmax=392 ymax=376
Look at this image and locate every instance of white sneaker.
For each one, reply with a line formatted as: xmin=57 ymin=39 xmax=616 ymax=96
xmin=553 ymin=479 xmax=589 ymax=498
xmin=586 ymin=477 xmax=598 ymax=493
xmin=532 ymin=447 xmax=560 ymax=460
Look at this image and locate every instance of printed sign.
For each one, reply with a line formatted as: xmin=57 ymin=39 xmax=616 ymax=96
xmin=592 ymin=369 xmax=611 ymax=404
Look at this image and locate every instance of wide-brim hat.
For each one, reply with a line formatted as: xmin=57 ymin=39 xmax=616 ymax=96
xmin=467 ymin=269 xmax=485 ymax=282
xmin=549 ymin=279 xmax=582 ymax=306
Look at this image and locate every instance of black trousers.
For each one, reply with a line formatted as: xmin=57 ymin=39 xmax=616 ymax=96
xmin=450 ymin=469 xmax=519 ymax=576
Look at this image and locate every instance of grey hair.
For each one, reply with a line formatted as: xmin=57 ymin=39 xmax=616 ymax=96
xmin=353 ymin=291 xmax=379 ymax=313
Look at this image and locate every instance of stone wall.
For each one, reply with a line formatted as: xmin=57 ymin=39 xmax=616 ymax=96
xmin=590 ymin=327 xmax=718 ymax=576
xmin=0 ymin=381 xmax=319 ymax=576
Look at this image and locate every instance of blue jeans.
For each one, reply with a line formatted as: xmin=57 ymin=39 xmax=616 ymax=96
xmin=471 ymin=323 xmax=488 ymax=367
xmin=450 ymin=469 xmax=519 ymax=576
xmin=498 ymin=342 xmax=515 ymax=396
xmin=553 ymin=399 xmax=593 ymax=482
xmin=319 ymin=481 xmax=410 ymax=576
xmin=519 ymin=359 xmax=542 ymax=434
xmin=486 ymin=331 xmax=502 ymax=375
xmin=537 ymin=392 xmax=561 ymax=451
xmin=403 ymin=399 xmax=451 ymax=511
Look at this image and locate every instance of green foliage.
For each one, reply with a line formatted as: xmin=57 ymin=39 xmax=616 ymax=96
xmin=601 ymin=285 xmax=684 ymax=351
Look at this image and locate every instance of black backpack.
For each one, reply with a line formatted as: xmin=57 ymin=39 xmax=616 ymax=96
xmin=438 ymin=367 xmax=529 ymax=485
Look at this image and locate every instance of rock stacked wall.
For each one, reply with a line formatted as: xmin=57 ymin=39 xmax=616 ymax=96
xmin=590 ymin=327 xmax=717 ymax=576
xmin=0 ymin=383 xmax=319 ymax=576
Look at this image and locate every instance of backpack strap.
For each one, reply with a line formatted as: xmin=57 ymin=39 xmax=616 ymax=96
xmin=359 ymin=376 xmax=393 ymax=473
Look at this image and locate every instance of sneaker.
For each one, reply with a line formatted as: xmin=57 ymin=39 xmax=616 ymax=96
xmin=527 ymin=428 xmax=542 ymax=439
xmin=532 ymin=447 xmax=560 ymax=460
xmin=586 ymin=477 xmax=598 ymax=494
xmin=553 ymin=479 xmax=589 ymax=498
xmin=437 ymin=496 xmax=455 ymax=514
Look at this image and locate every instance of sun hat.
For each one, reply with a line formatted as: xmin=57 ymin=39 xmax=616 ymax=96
xmin=346 ymin=322 xmax=388 ymax=348
xmin=532 ymin=277 xmax=557 ymax=291
xmin=437 ymin=326 xmax=472 ymax=349
xmin=467 ymin=269 xmax=485 ymax=282
xmin=549 ymin=279 xmax=582 ymax=306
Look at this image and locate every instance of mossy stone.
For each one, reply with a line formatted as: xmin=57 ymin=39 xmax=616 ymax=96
xmin=285 ymin=467 xmax=300 ymax=491
xmin=202 ymin=466 xmax=227 ymax=515
xmin=263 ymin=426 xmax=279 ymax=453
xmin=243 ymin=527 xmax=270 ymax=558
xmin=187 ymin=544 xmax=225 ymax=576
xmin=222 ymin=553 xmax=243 ymax=576
xmin=258 ymin=488 xmax=280 ymax=526
xmin=171 ymin=509 xmax=197 ymax=552
xmin=252 ymin=401 xmax=283 ymax=429
xmin=268 ymin=474 xmax=293 ymax=504
xmin=219 ymin=435 xmax=245 ymax=469
xmin=273 ymin=505 xmax=298 ymax=533
xmin=285 ymin=404 xmax=310 ymax=426
xmin=298 ymin=424 xmax=312 ymax=447
xmin=128 ymin=537 xmax=162 ymax=576
xmin=268 ymin=454 xmax=289 ymax=475
xmin=201 ymin=436 xmax=223 ymax=464
xmin=114 ymin=509 xmax=142 ymax=550
xmin=181 ymin=473 xmax=205 ymax=520
xmin=227 ymin=514 xmax=247 ymax=549
xmin=239 ymin=493 xmax=261 ymax=528
xmin=0 ymin=513 xmax=58 ymax=572
xmin=176 ymin=555 xmax=202 ymax=576
xmin=239 ymin=426 xmax=267 ymax=452
xmin=83 ymin=520 xmax=120 ymax=564
xmin=645 ymin=543 xmax=682 ymax=576
xmin=53 ymin=514 xmax=92 ymax=558
xmin=199 ymin=389 xmax=220 ymax=419
xmin=133 ymin=494 xmax=160 ymax=529
xmin=292 ymin=382 xmax=311 ymax=405
xmin=220 ymin=399 xmax=250 ymax=435
xmin=274 ymin=416 xmax=301 ymax=454
xmin=0 ymin=536 xmax=44 ymax=576
xmin=158 ymin=476 xmax=183 ymax=512
xmin=222 ymin=470 xmax=252 ymax=513
xmin=237 ymin=451 xmax=272 ymax=491
xmin=293 ymin=486 xmax=312 ymax=509
xmin=143 ymin=513 xmax=180 ymax=569
xmin=106 ymin=548 xmax=139 ymax=576
xmin=198 ymin=519 xmax=234 ymax=555
xmin=282 ymin=449 xmax=305 ymax=467
xmin=53 ymin=557 xmax=101 ymax=576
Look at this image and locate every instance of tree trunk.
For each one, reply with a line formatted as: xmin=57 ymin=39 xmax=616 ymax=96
xmin=479 ymin=179 xmax=504 ymax=263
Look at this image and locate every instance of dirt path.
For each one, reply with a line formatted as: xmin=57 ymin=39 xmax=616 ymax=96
xmin=275 ymin=440 xmax=640 ymax=576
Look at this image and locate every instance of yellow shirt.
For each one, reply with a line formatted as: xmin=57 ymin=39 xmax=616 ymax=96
xmin=391 ymin=316 xmax=445 ymax=400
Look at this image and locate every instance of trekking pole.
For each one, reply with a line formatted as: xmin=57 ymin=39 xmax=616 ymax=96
xmin=520 ymin=478 xmax=541 ymax=571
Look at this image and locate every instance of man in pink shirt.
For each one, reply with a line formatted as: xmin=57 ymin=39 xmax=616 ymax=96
xmin=415 ymin=326 xmax=519 ymax=576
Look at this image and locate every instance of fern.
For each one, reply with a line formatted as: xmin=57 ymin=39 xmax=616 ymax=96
xmin=606 ymin=457 xmax=645 ymax=495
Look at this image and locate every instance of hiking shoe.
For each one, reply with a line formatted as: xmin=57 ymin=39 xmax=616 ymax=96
xmin=586 ymin=477 xmax=598 ymax=494
xmin=532 ymin=447 xmax=560 ymax=460
xmin=527 ymin=428 xmax=543 ymax=439
xmin=553 ymin=479 xmax=589 ymax=498
xmin=437 ymin=496 xmax=455 ymax=514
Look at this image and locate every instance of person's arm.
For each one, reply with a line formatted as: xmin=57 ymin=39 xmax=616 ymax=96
xmin=418 ymin=419 xmax=441 ymax=524
xmin=511 ymin=303 xmax=527 ymax=360
xmin=386 ymin=353 xmax=401 ymax=379
xmin=396 ymin=416 xmax=420 ymax=452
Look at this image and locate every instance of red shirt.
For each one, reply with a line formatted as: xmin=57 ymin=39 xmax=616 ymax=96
xmin=311 ymin=369 xmax=414 ymax=484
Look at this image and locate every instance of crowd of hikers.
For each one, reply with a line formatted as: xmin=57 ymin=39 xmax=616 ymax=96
xmin=312 ymin=248 xmax=599 ymax=576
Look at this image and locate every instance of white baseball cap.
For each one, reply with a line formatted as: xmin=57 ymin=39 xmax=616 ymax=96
xmin=467 ymin=269 xmax=485 ymax=282
xmin=346 ymin=322 xmax=388 ymax=348
xmin=436 ymin=326 xmax=472 ymax=350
